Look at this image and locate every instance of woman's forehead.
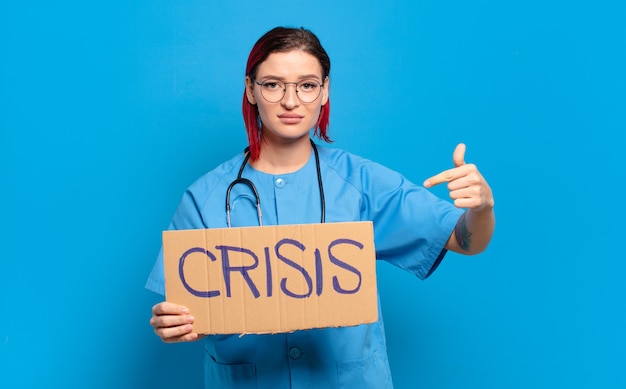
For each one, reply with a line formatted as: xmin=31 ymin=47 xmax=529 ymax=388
xmin=256 ymin=50 xmax=323 ymax=79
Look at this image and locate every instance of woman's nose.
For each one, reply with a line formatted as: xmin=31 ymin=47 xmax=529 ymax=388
xmin=281 ymin=83 xmax=300 ymax=108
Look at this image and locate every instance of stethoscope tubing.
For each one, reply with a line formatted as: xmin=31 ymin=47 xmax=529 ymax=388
xmin=225 ymin=139 xmax=325 ymax=227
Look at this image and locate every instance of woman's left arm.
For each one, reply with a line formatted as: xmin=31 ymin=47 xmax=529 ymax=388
xmin=423 ymin=143 xmax=495 ymax=255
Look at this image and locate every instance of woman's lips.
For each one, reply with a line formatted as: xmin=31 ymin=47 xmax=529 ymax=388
xmin=278 ymin=114 xmax=304 ymax=124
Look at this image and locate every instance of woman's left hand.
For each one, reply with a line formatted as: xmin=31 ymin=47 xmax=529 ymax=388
xmin=423 ymin=143 xmax=494 ymax=212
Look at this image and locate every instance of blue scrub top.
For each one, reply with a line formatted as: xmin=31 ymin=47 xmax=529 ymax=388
xmin=146 ymin=145 xmax=463 ymax=389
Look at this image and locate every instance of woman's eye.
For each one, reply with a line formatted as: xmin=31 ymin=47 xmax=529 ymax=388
xmin=263 ymin=82 xmax=281 ymax=90
xmin=300 ymin=82 xmax=318 ymax=91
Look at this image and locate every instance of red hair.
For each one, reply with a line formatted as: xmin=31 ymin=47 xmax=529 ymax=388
xmin=242 ymin=27 xmax=331 ymax=161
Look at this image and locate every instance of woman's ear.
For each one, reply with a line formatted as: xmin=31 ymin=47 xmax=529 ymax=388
xmin=245 ymin=76 xmax=256 ymax=105
xmin=321 ymin=76 xmax=330 ymax=106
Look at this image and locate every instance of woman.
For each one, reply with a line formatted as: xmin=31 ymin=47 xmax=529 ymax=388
xmin=147 ymin=26 xmax=495 ymax=388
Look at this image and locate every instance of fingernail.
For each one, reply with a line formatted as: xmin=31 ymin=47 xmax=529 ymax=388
xmin=182 ymin=308 xmax=189 ymax=314
xmin=187 ymin=316 xmax=195 ymax=323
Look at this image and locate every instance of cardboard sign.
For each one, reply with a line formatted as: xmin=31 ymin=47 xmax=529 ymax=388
xmin=163 ymin=221 xmax=378 ymax=335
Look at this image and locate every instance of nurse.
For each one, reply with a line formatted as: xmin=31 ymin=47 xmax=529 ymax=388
xmin=147 ymin=26 xmax=495 ymax=388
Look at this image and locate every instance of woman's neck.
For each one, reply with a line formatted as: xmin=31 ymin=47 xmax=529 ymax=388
xmin=251 ymin=136 xmax=312 ymax=174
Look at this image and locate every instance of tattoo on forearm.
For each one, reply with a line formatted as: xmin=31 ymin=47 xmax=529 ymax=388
xmin=455 ymin=213 xmax=472 ymax=251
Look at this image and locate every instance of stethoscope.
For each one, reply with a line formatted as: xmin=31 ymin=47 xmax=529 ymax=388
xmin=225 ymin=139 xmax=326 ymax=227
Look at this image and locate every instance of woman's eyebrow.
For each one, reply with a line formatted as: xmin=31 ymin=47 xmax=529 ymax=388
xmin=256 ymin=74 xmax=322 ymax=81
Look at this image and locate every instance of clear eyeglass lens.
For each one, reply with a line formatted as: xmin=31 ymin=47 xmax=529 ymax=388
xmin=260 ymin=80 xmax=322 ymax=103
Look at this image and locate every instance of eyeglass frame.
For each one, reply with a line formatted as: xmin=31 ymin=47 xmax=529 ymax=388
xmin=252 ymin=78 xmax=326 ymax=103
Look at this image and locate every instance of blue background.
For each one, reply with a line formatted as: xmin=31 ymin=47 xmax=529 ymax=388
xmin=1 ymin=0 xmax=625 ymax=388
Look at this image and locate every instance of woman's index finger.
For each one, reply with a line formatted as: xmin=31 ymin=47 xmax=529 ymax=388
xmin=423 ymin=168 xmax=458 ymax=188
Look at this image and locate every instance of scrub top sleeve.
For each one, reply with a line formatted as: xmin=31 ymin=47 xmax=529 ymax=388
xmin=145 ymin=247 xmax=166 ymax=295
xmin=170 ymin=188 xmax=211 ymax=230
xmin=362 ymin=162 xmax=464 ymax=280
xmin=144 ymin=189 xmax=209 ymax=295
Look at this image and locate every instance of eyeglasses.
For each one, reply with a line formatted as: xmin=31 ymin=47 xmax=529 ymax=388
xmin=254 ymin=79 xmax=324 ymax=103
